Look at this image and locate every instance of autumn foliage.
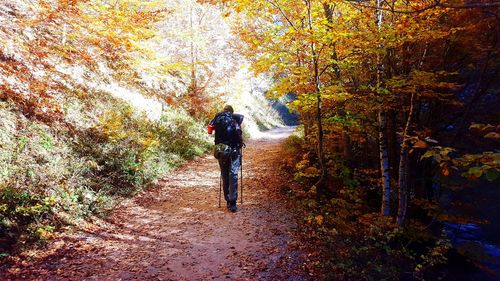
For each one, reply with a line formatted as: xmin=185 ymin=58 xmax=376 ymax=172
xmin=0 ymin=0 xmax=210 ymax=255
xmin=204 ymin=0 xmax=499 ymax=279
xmin=0 ymin=0 xmax=163 ymax=121
xmin=1 ymin=0 xmax=287 ymax=259
xmin=1 ymin=0 xmax=499 ymax=279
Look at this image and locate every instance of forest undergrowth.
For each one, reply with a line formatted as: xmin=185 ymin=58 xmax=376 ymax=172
xmin=279 ymin=131 xmax=490 ymax=280
xmin=0 ymin=95 xmax=211 ymax=258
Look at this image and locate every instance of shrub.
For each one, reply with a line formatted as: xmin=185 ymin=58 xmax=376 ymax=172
xmin=78 ymin=104 xmax=211 ymax=195
xmin=0 ymin=98 xmax=211 ymax=254
xmin=282 ymin=142 xmax=451 ymax=280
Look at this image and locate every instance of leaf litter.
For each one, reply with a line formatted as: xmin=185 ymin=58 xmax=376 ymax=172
xmin=1 ymin=127 xmax=316 ymax=280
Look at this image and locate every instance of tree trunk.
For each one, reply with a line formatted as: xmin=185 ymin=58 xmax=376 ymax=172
xmin=189 ymin=5 xmax=197 ymax=91
xmin=379 ymin=111 xmax=391 ymax=216
xmin=386 ymin=110 xmax=399 ymax=180
xmin=342 ymin=129 xmax=353 ymax=165
xmin=397 ymin=149 xmax=409 ymax=225
xmin=376 ymin=0 xmax=391 ymax=217
xmin=397 ymin=92 xmax=416 ymax=226
xmin=315 ymin=92 xmax=327 ymax=199
xmin=306 ymin=0 xmax=327 ymax=200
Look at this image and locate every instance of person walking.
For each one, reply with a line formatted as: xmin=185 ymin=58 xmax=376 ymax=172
xmin=208 ymin=105 xmax=244 ymax=212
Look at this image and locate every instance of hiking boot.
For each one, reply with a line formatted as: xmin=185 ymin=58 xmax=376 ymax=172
xmin=229 ymin=204 xmax=237 ymax=213
xmin=228 ymin=201 xmax=237 ymax=212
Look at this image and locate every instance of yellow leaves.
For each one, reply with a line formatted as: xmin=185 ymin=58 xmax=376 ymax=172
xmin=410 ymin=71 xmax=437 ymax=87
xmin=304 ymin=166 xmax=320 ymax=176
xmin=322 ymin=84 xmax=353 ymax=102
xmin=295 ymin=159 xmax=321 ymax=179
xmin=315 ymin=214 xmax=324 ymax=226
xmin=161 ymin=62 xmax=191 ymax=73
xmin=98 ymin=108 xmax=160 ymax=158
xmin=138 ymin=132 xmax=160 ymax=151
xmin=100 ymin=111 xmax=125 ymax=142
xmin=251 ymin=58 xmax=273 ymax=74
xmin=85 ymin=160 xmax=99 ymax=169
xmin=295 ymin=159 xmax=310 ymax=171
xmin=251 ymin=38 xmax=260 ymax=46
xmin=76 ymin=0 xmax=163 ymax=61
xmin=269 ymin=78 xmax=293 ymax=98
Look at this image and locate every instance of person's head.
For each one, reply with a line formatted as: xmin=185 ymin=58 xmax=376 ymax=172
xmin=223 ymin=105 xmax=234 ymax=114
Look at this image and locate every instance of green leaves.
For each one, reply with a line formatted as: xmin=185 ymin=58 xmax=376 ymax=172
xmin=325 ymin=113 xmax=359 ymax=127
xmin=420 ymin=147 xmax=499 ymax=181
xmin=485 ymin=169 xmax=499 ymax=181
xmin=456 ymin=152 xmax=499 ymax=180
xmin=466 ymin=166 xmax=483 ymax=180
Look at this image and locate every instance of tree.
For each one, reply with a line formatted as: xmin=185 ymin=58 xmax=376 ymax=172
xmin=215 ymin=0 xmax=365 ymax=198
xmin=206 ymin=0 xmax=499 ymax=227
xmin=0 ymin=0 xmax=164 ymax=121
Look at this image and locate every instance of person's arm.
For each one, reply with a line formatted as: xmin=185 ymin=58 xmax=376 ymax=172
xmin=208 ymin=118 xmax=215 ymax=134
xmin=208 ymin=113 xmax=220 ymax=134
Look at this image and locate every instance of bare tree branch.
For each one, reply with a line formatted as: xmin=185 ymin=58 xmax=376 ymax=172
xmin=265 ymin=0 xmax=298 ymax=30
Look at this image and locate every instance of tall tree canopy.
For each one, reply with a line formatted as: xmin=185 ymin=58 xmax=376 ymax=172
xmin=203 ymin=0 xmax=499 ymax=223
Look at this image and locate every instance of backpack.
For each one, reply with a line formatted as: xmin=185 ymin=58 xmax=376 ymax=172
xmin=213 ymin=112 xmax=240 ymax=146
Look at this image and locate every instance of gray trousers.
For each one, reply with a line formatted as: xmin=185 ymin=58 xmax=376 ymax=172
xmin=218 ymin=149 xmax=240 ymax=204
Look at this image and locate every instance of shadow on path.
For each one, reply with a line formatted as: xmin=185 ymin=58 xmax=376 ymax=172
xmin=1 ymin=127 xmax=313 ymax=281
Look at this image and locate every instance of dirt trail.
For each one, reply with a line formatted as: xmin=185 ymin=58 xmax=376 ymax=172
xmin=2 ymin=127 xmax=313 ymax=281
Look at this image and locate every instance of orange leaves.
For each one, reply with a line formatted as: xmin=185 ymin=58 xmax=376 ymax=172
xmin=314 ymin=214 xmax=324 ymax=226
xmin=0 ymin=84 xmax=63 ymax=122
xmin=484 ymin=132 xmax=500 ymax=140
xmin=0 ymin=0 xmax=166 ymax=123
xmin=412 ymin=140 xmax=428 ymax=149
xmin=440 ymin=163 xmax=451 ymax=177
xmin=469 ymin=123 xmax=500 ymax=139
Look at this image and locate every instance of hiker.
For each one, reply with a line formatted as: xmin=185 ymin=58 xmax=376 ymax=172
xmin=208 ymin=105 xmax=244 ymax=212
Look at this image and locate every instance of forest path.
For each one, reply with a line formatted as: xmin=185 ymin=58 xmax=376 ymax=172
xmin=3 ymin=127 xmax=313 ymax=280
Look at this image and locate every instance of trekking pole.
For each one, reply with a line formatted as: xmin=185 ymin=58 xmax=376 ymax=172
xmin=240 ymin=148 xmax=243 ymax=205
xmin=219 ymin=174 xmax=222 ymax=208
